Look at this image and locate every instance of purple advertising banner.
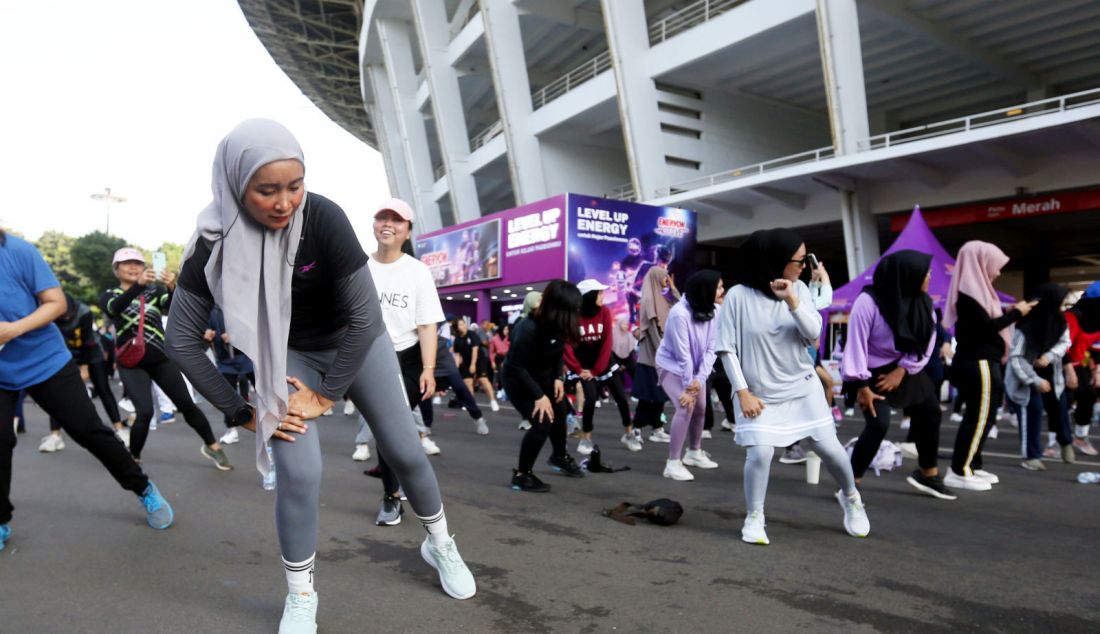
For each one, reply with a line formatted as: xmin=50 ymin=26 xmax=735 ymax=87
xmin=416 ymin=218 xmax=501 ymax=288
xmin=416 ymin=194 xmax=567 ymax=293
xmin=565 ymin=194 xmax=696 ymax=326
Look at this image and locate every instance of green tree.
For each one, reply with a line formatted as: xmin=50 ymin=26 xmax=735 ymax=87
xmin=70 ymin=231 xmax=128 ymax=298
xmin=35 ymin=231 xmax=94 ymax=300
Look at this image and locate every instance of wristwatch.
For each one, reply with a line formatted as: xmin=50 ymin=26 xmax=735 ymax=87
xmin=231 ymin=404 xmax=255 ymax=427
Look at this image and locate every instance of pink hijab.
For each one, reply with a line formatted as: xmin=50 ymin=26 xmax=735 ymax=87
xmin=944 ymin=240 xmax=1011 ymax=356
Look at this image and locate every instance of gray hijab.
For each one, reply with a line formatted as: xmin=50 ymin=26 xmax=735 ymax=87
xmin=182 ymin=118 xmax=306 ymax=475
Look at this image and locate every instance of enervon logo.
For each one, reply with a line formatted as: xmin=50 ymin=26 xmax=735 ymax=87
xmin=1011 ymin=197 xmax=1060 ymax=216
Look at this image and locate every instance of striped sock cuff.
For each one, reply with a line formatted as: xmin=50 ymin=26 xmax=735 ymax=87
xmin=417 ymin=507 xmax=445 ymax=528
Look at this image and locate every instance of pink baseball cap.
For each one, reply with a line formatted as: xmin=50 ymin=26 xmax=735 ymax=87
xmin=375 ymin=198 xmax=415 ymax=224
xmin=112 ymin=247 xmax=146 ymax=267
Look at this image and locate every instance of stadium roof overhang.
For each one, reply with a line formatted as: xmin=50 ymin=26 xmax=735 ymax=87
xmin=238 ymin=0 xmax=377 ymax=148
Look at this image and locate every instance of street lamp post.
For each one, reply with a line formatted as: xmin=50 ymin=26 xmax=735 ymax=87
xmin=90 ymin=187 xmax=127 ymax=235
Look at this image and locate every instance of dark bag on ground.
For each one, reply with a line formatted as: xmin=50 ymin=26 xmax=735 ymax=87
xmin=603 ymin=498 xmax=683 ymax=526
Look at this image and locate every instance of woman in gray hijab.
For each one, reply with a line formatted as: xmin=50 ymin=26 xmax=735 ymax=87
xmin=166 ymin=119 xmax=475 ymax=632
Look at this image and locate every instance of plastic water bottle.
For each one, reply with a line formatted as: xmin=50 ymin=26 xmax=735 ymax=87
xmin=1077 ymin=472 xmax=1100 ymax=484
xmin=262 ymin=444 xmax=277 ymax=491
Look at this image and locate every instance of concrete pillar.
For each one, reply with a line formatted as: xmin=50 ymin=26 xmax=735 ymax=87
xmin=364 ymin=92 xmax=411 ymax=205
xmin=476 ymin=290 xmax=491 ymax=323
xmin=817 ymin=0 xmax=876 ymax=275
xmin=601 ymin=0 xmax=666 ymax=201
xmin=376 ymin=18 xmax=442 ymax=231
xmin=478 ymin=0 xmax=546 ymax=204
xmin=412 ymin=0 xmax=482 ymax=223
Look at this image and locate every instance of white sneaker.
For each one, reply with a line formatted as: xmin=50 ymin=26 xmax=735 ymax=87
xmin=898 ymin=442 xmax=918 ymax=460
xmin=900 ymin=417 xmax=911 ymax=430
xmin=682 ymin=449 xmax=718 ymax=469
xmin=972 ymin=469 xmax=999 ymax=485
xmin=949 ymin=413 xmax=964 ymax=423
xmin=594 ymin=399 xmax=602 ymax=408
xmin=278 ymin=592 xmax=318 ymax=634
xmin=741 ymin=511 xmax=769 ymax=545
xmin=844 ymin=408 xmax=855 ymax=417
xmin=988 ymin=425 xmax=999 ymax=440
xmin=517 ymin=419 xmax=532 ymax=431
xmin=649 ymin=428 xmax=671 ymax=443
xmin=720 ymin=418 xmax=735 ymax=432
xmin=219 ymin=427 xmax=240 ymax=445
xmin=495 ymin=389 xmax=505 ymax=401
xmin=701 ymin=430 xmax=713 ymax=439
xmin=943 ymin=471 xmax=992 ymax=491
xmin=835 ymin=490 xmax=870 ymax=537
xmin=343 ymin=401 xmax=356 ymax=416
xmin=421 ymin=436 xmax=441 ymax=456
xmin=490 ymin=400 xmax=500 ymax=413
xmin=432 ymin=395 xmax=442 ymax=405
xmin=118 ymin=398 xmax=135 ymax=413
xmin=475 ymin=418 xmax=490 ymax=436
xmin=352 ymin=443 xmax=371 ymax=461
xmin=620 ymin=433 xmax=643 ymax=452
xmin=577 ymin=439 xmax=594 ymax=455
xmin=38 ymin=434 xmax=64 ymax=453
xmin=663 ymin=459 xmax=694 ymax=481
xmin=116 ymin=426 xmax=131 ymax=448
xmin=321 ymin=407 xmax=333 ymax=417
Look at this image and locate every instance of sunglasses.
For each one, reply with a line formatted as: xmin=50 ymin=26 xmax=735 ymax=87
xmin=788 ymin=253 xmax=817 ymax=267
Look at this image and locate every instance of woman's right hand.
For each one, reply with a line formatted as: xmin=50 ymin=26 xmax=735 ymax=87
xmin=1014 ymin=300 xmax=1038 ymax=316
xmin=678 ymin=393 xmax=695 ymax=408
xmin=737 ymin=389 xmax=765 ymax=418
xmin=532 ymin=395 xmax=554 ymax=423
xmin=1037 ymin=379 xmax=1053 ymax=394
xmin=857 ymin=386 xmax=886 ymax=417
xmin=139 ymin=268 xmax=157 ymax=286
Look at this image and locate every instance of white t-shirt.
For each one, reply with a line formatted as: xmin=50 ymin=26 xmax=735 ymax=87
xmin=367 ymin=253 xmax=445 ymax=352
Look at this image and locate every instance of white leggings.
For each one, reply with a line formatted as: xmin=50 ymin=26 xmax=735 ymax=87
xmin=743 ymin=434 xmax=857 ymax=513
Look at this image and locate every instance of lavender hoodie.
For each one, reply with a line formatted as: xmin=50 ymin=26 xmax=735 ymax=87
xmin=655 ymin=297 xmax=718 ymax=391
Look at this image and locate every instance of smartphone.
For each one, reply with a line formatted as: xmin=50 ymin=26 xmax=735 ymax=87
xmin=152 ymin=251 xmax=167 ymax=276
xmin=807 ymin=253 xmax=820 ymax=271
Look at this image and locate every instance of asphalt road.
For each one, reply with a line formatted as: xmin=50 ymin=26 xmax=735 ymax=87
xmin=2 ymin=392 xmax=1098 ymax=633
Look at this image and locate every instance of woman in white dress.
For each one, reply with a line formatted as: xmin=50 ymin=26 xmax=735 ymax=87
xmin=716 ymin=228 xmax=869 ymax=545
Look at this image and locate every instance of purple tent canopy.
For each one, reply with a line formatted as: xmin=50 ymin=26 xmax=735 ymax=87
xmin=826 ymin=205 xmax=1013 ymax=315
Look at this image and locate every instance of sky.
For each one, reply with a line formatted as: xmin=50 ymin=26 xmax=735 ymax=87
xmin=0 ymin=0 xmax=387 ymax=252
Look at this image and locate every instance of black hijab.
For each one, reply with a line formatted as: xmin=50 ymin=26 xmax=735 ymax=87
xmin=1071 ymin=297 xmax=1100 ymax=334
xmin=684 ymin=270 xmax=722 ymax=322
xmin=735 ymin=228 xmax=803 ymax=300
xmin=1018 ymin=283 xmax=1069 ymax=361
xmin=863 ymin=250 xmax=934 ymax=357
xmin=581 ymin=290 xmax=602 ymax=319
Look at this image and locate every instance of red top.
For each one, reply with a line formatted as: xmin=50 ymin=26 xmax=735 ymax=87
xmin=489 ymin=334 xmax=510 ymax=359
xmin=1065 ymin=311 xmax=1100 ymax=367
xmin=564 ymin=306 xmax=614 ymax=376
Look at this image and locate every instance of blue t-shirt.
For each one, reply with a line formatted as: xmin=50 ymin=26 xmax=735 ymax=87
xmin=0 ymin=234 xmax=72 ymax=390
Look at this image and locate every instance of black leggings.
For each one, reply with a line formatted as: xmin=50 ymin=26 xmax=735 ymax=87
xmin=118 ymin=346 xmax=216 ymax=459
xmin=950 ymin=360 xmax=1003 ymax=476
xmin=507 ymin=379 xmax=568 ymax=473
xmin=581 ymin=373 xmax=631 ymax=432
xmin=378 ymin=345 xmax=426 ymax=497
xmin=851 ymin=390 xmax=941 ymax=478
xmin=1 ymin=360 xmax=148 ymax=524
xmin=50 ymin=360 xmax=122 ymax=431
xmin=219 ymin=372 xmax=254 ymax=427
xmin=1073 ymin=366 xmax=1097 ymax=428
xmin=704 ymin=369 xmax=735 ymax=431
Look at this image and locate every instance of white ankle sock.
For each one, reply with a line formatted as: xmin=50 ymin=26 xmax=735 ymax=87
xmin=1076 ymin=425 xmax=1090 ymax=438
xmin=418 ymin=507 xmax=450 ymax=547
xmin=283 ymin=554 xmax=315 ymax=594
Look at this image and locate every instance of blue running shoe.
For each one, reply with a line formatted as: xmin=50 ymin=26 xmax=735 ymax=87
xmin=158 ymin=412 xmax=176 ymax=425
xmin=0 ymin=523 xmax=10 ymax=552
xmin=139 ymin=481 xmax=174 ymax=529
xmin=279 ymin=592 xmax=318 ymax=633
xmin=420 ymin=536 xmax=477 ymax=600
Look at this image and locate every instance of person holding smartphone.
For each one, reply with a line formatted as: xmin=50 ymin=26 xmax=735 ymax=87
xmin=101 ymin=248 xmax=231 ymax=470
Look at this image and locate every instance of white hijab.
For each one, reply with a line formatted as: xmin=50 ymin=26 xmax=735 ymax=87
xmin=183 ymin=119 xmax=306 ymax=475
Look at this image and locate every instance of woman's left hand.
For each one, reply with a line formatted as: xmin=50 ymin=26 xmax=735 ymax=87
xmin=285 ymin=376 xmax=334 ymax=421
xmin=1034 ymin=355 xmax=1051 ymax=369
xmin=874 ymin=367 xmax=906 ymax=393
xmin=0 ymin=321 xmax=23 ymax=345
xmin=158 ymin=270 xmax=176 ymax=291
xmin=419 ymin=368 xmax=436 ymax=400
xmin=553 ymin=379 xmax=565 ymax=402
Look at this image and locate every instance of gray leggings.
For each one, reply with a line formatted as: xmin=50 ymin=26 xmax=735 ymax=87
xmin=743 ymin=433 xmax=856 ymax=513
xmin=274 ymin=337 xmax=442 ymax=562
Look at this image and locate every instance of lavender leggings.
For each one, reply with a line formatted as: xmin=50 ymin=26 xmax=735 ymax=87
xmin=658 ymin=368 xmax=707 ymax=460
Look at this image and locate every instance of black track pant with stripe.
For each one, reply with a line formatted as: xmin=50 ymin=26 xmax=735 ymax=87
xmin=950 ymin=359 xmax=1004 ymax=477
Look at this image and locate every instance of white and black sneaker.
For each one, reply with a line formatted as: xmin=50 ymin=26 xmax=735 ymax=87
xmin=376 ymin=494 xmax=403 ymax=526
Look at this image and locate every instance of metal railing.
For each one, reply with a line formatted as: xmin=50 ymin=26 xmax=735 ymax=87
xmin=654 ymin=146 xmax=836 ymax=198
xmin=604 ymin=182 xmax=636 ymax=201
xmin=531 ymin=50 xmax=612 ymax=110
xmin=648 ymin=0 xmax=747 ymax=45
xmin=861 ymin=86 xmax=1100 ymax=151
xmin=653 ymin=86 xmax=1100 ymax=199
xmin=470 ymin=119 xmax=503 ymax=151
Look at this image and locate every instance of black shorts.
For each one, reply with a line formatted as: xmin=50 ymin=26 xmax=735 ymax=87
xmin=458 ymin=353 xmax=493 ymax=381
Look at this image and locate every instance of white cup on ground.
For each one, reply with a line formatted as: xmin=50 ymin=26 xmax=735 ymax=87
xmin=805 ymin=451 xmax=821 ymax=485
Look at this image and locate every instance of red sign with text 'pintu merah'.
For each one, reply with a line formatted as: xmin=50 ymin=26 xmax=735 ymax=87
xmin=890 ymin=187 xmax=1100 ymax=232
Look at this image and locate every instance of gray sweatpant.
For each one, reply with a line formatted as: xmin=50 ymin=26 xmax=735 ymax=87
xmin=274 ymin=337 xmax=443 ymax=562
